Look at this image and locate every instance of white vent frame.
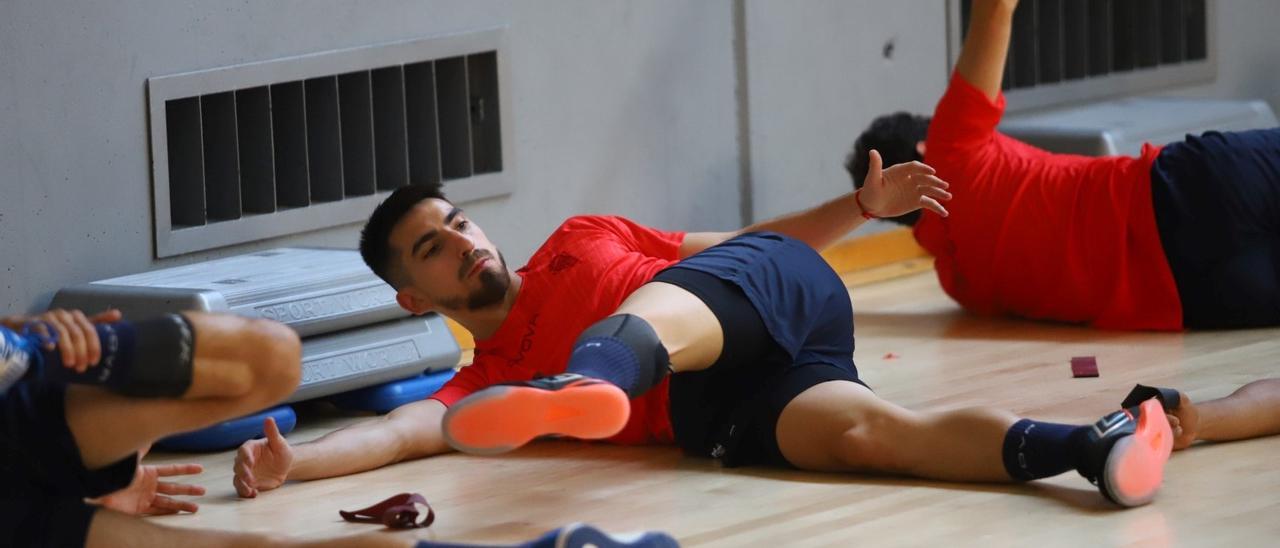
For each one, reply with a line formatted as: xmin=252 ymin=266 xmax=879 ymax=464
xmin=147 ymin=28 xmax=513 ymax=258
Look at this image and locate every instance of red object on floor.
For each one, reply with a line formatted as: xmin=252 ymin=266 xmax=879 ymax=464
xmin=1071 ymin=356 xmax=1100 ymax=378
xmin=339 ymin=492 xmax=434 ymax=529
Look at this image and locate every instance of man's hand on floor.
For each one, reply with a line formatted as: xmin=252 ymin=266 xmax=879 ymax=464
xmin=234 ymin=416 xmax=294 ymax=498
xmin=92 ymin=461 xmax=206 ymax=515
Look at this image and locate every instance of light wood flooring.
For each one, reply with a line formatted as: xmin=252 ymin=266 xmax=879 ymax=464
xmin=147 ymin=269 xmax=1280 ymax=547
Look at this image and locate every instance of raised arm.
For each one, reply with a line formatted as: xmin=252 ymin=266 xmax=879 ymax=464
xmin=233 ymin=398 xmax=451 ymax=497
xmin=954 ymin=0 xmax=1019 ymax=101
xmin=680 ymin=152 xmax=950 ymax=258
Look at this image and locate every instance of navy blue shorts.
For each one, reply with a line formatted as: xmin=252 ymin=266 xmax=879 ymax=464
xmin=1 ymin=381 xmax=137 ymax=547
xmin=1151 ymin=128 xmax=1280 ymax=328
xmin=656 ymin=232 xmax=863 ymax=467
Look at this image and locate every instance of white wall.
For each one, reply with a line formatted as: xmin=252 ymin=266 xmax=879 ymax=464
xmin=1 ymin=0 xmax=1276 ymax=312
xmin=1163 ymin=0 xmax=1280 ymax=113
xmin=743 ymin=0 xmax=950 ymax=229
xmin=0 ymin=0 xmax=740 ymax=311
xmin=744 ymin=0 xmax=1280 ymax=231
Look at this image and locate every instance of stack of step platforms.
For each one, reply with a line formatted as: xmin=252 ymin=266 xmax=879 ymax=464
xmin=50 ymin=247 xmax=460 ymax=450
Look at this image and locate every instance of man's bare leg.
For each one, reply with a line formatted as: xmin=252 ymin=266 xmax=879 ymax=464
xmin=89 ymin=509 xmax=673 ymax=548
xmin=608 ymin=281 xmax=1172 ymax=501
xmin=620 ymin=285 xmax=1019 ymax=482
xmin=611 ymin=282 xmax=724 ymax=373
xmin=615 ymin=284 xmax=1169 ymax=489
xmin=775 ymin=381 xmax=1016 ymax=481
xmin=86 ymin=508 xmax=415 ymax=548
xmin=773 ymin=379 xmax=1174 ymax=509
xmin=66 ymin=312 xmax=302 ymax=469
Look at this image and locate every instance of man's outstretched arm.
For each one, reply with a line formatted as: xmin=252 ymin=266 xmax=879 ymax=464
xmin=954 ymin=0 xmax=1018 ymax=101
xmin=680 ymin=152 xmax=951 ymax=258
xmin=233 ymin=398 xmax=451 ymax=497
xmin=1170 ymin=379 xmax=1280 ymax=450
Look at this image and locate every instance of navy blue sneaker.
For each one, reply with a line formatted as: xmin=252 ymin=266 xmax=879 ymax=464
xmin=527 ymin=523 xmax=679 ymax=548
xmin=1076 ymin=398 xmax=1174 ymax=507
xmin=413 ymin=523 xmax=679 ymax=548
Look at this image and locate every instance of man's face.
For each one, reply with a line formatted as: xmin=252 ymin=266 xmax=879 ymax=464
xmin=388 ymin=198 xmax=511 ymax=313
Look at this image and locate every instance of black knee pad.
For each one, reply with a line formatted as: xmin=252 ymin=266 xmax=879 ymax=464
xmin=576 ymin=314 xmax=670 ymax=391
xmin=116 ymin=314 xmax=195 ymax=398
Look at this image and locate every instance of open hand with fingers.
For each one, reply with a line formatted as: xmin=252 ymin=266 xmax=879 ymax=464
xmin=856 ymin=149 xmax=953 ymax=219
xmin=22 ymin=308 xmax=123 ymax=373
xmin=234 ymin=416 xmax=294 ymax=498
xmin=93 ymin=461 xmax=206 ymax=515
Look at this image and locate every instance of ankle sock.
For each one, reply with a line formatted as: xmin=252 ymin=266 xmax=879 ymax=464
xmin=1001 ymin=419 xmax=1091 ymax=481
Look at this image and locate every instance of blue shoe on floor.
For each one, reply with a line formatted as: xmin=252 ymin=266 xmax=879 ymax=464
xmin=414 ymin=523 xmax=679 ymax=548
xmin=528 ymin=523 xmax=679 ymax=548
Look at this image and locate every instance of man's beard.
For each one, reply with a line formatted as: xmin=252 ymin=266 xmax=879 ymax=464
xmin=438 ymin=251 xmax=510 ymax=311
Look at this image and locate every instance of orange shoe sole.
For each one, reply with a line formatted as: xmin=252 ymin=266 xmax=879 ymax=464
xmin=1103 ymin=398 xmax=1175 ymax=507
xmin=442 ymin=382 xmax=630 ymax=455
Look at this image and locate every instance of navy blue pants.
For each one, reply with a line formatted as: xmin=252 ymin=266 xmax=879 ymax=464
xmin=655 ymin=232 xmax=863 ymax=467
xmin=1 ymin=381 xmax=137 ymax=547
xmin=1151 ymin=128 xmax=1280 ymax=328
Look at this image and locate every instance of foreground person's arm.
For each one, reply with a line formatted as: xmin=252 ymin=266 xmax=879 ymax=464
xmin=233 ymin=398 xmax=451 ymax=497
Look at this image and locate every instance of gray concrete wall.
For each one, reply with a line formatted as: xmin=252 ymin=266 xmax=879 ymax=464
xmin=1 ymin=1 xmax=1277 ymax=312
xmin=742 ymin=0 xmax=949 ymax=230
xmin=744 ymin=0 xmax=1280 ymax=231
xmin=1163 ymin=0 xmax=1280 ymax=113
xmin=0 ymin=0 xmax=739 ymax=311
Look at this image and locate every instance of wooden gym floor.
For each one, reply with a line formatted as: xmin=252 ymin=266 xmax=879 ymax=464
xmin=147 ymin=266 xmax=1280 ymax=547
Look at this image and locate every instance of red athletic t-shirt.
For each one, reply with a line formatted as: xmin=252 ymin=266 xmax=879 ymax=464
xmin=914 ymin=74 xmax=1182 ymax=330
xmin=431 ymin=215 xmax=686 ymax=444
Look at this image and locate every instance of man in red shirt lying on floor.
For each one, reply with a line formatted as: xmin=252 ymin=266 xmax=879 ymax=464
xmin=848 ymin=0 xmax=1280 ymax=330
xmin=232 ymin=141 xmax=1184 ymax=508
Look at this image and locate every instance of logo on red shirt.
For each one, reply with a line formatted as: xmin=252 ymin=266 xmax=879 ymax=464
xmin=548 ymin=253 xmax=580 ymax=273
xmin=504 ymin=313 xmax=539 ymax=369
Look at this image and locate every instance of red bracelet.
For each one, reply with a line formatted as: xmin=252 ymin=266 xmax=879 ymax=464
xmin=855 ymin=189 xmax=877 ymax=220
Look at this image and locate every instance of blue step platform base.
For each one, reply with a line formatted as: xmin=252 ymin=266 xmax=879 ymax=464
xmin=157 ymin=405 xmax=297 ymax=452
xmin=156 ymin=369 xmax=456 ymax=451
xmin=328 ymin=369 xmax=456 ymax=413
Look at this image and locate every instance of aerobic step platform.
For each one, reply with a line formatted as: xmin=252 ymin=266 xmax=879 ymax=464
xmin=159 ymin=405 xmax=298 ymax=452
xmin=289 ymin=314 xmax=457 ymax=403
xmin=50 ymin=247 xmax=406 ymax=338
xmin=155 ymin=368 xmax=457 ymax=451
xmin=1001 ymin=97 xmax=1277 ymax=158
xmin=50 ymin=248 xmax=462 ymax=450
xmin=50 ymin=247 xmax=460 ymax=402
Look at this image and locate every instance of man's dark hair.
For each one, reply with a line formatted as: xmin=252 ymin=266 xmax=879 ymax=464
xmin=359 ymin=185 xmax=448 ymax=288
xmin=846 ymin=112 xmax=931 ymax=226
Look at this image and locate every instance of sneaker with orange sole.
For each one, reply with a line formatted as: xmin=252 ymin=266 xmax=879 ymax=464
xmin=1078 ymin=398 xmax=1175 ymax=507
xmin=442 ymin=373 xmax=631 ymax=455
